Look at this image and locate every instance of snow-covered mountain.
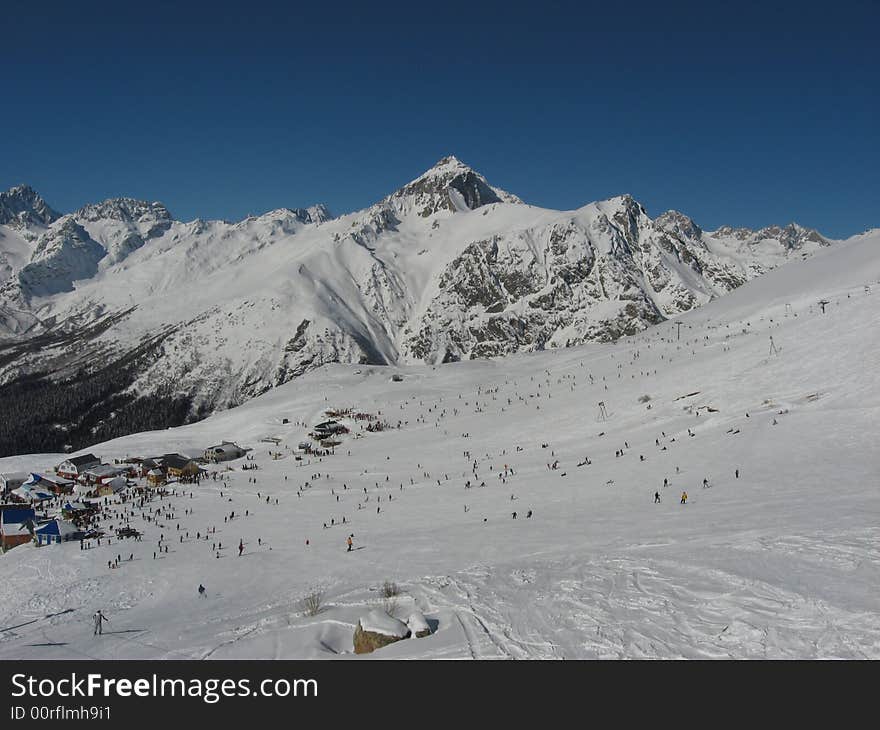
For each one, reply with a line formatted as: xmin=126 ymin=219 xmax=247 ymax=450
xmin=0 ymin=227 xmax=877 ymax=659
xmin=0 ymin=184 xmax=60 ymax=229
xmin=0 ymin=157 xmax=843 ymax=454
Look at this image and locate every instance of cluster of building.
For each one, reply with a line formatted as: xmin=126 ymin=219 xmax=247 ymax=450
xmin=0 ymin=440 xmax=248 ymax=552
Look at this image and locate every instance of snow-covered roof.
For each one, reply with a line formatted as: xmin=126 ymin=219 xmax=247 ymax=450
xmin=206 ymin=443 xmax=243 ymax=453
xmin=11 ymin=486 xmax=54 ymax=501
xmin=59 ymin=454 xmax=100 ymax=468
xmin=104 ymin=476 xmax=128 ymax=491
xmin=1 ymin=508 xmax=35 ymax=536
xmin=35 ymin=519 xmax=78 ymax=537
xmin=27 ymin=473 xmax=74 ymax=487
xmin=82 ymin=464 xmax=126 ymax=478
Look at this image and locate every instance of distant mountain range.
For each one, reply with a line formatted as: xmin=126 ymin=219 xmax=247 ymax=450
xmin=0 ymin=156 xmax=853 ymax=455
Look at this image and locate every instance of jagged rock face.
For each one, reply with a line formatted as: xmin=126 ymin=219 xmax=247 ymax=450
xmin=344 ymin=203 xmax=401 ymax=249
xmin=399 ymin=203 xmax=677 ymax=362
xmin=297 ymin=204 xmax=333 ymax=224
xmin=394 ymin=195 xmax=836 ymax=364
xmin=16 ymin=218 xmax=106 ymax=297
xmin=76 ymin=198 xmax=172 ymax=226
xmin=238 ymin=205 xmax=333 ymax=234
xmin=655 ymin=210 xmax=704 ymax=243
xmin=713 ymin=222 xmax=829 ymax=249
xmin=74 ymin=198 xmax=174 ymax=264
xmin=0 ymin=185 xmax=60 ymax=228
xmin=387 ymin=155 xmax=522 ymax=217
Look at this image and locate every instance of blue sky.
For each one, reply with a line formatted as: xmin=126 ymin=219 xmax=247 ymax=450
xmin=2 ymin=0 xmax=877 ymax=237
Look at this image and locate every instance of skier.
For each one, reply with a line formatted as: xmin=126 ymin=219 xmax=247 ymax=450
xmin=526 ymin=510 xmax=532 ymax=518
xmin=654 ymin=491 xmax=661 ymax=503
xmin=735 ymin=468 xmax=739 ymax=479
xmin=680 ymin=491 xmax=688 ymax=504
xmin=93 ymin=610 xmax=109 ymax=636
xmin=238 ymin=540 xmax=244 ymax=556
xmin=347 ymin=534 xmax=353 ymax=552
xmin=198 ymin=584 xmax=206 ymax=598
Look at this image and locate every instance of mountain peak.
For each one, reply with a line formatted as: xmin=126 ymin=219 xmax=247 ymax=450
xmin=711 ymin=222 xmax=829 ymax=248
xmin=426 ymin=155 xmax=466 ymax=172
xmin=242 ymin=204 xmax=334 ymax=228
xmin=656 ymin=209 xmax=704 ymax=241
xmin=0 ymin=184 xmax=60 ymax=228
xmin=75 ymin=197 xmax=173 ymax=224
xmin=388 ymin=156 xmax=523 ymax=217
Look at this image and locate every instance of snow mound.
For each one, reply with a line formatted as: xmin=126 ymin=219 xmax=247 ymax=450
xmin=359 ymin=610 xmax=410 ymax=638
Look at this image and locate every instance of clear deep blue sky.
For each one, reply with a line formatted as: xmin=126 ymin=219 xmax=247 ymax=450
xmin=2 ymin=0 xmax=877 ymax=237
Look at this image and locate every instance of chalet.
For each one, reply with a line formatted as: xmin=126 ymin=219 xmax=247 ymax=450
xmin=161 ymin=454 xmax=202 ymax=478
xmin=139 ymin=458 xmax=160 ymax=477
xmin=203 ymin=442 xmax=247 ymax=463
xmin=146 ymin=469 xmax=165 ymax=487
xmin=61 ymin=501 xmax=92 ymax=519
xmin=1 ymin=507 xmax=35 ymax=550
xmin=56 ymin=454 xmax=101 ymax=480
xmin=31 ymin=473 xmax=75 ymax=495
xmin=35 ymin=519 xmax=79 ymax=546
xmin=96 ymin=477 xmax=127 ymax=497
xmin=0 ymin=472 xmax=28 ymax=495
xmin=80 ymin=464 xmax=128 ymax=486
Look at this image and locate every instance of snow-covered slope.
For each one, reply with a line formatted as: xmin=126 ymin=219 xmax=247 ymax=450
xmin=0 ymin=159 xmax=846 ymax=454
xmin=0 ymin=228 xmax=877 ymax=659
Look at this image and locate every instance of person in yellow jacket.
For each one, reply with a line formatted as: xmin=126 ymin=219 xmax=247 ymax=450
xmin=680 ymin=491 xmax=688 ymax=504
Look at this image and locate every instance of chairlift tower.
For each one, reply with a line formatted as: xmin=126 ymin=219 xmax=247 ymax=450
xmin=769 ymin=336 xmax=780 ymax=356
xmin=597 ymin=401 xmax=609 ymax=421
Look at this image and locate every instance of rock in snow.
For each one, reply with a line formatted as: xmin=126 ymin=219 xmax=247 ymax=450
xmin=353 ymin=610 xmax=411 ymax=653
xmin=406 ymin=611 xmax=431 ymax=638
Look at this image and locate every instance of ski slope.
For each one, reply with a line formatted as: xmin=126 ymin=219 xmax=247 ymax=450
xmin=0 ymin=230 xmax=878 ymax=659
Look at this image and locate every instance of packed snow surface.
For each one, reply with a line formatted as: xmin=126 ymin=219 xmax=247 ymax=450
xmin=0 ymin=231 xmax=878 ymax=659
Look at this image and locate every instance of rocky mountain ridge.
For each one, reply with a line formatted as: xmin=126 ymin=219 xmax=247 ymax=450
xmin=0 ymin=158 xmax=839 ymax=454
